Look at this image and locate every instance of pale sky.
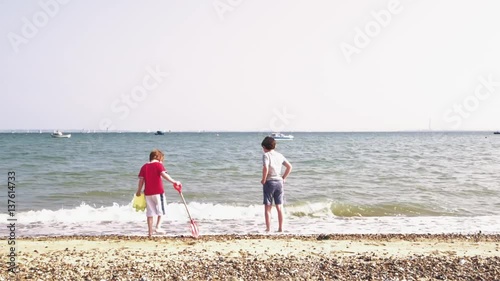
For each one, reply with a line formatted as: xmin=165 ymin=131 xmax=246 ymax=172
xmin=2 ymin=0 xmax=500 ymax=132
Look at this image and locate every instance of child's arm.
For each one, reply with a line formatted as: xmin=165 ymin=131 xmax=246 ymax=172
xmin=282 ymin=161 xmax=292 ymax=182
xmin=161 ymin=171 xmax=180 ymax=186
xmin=261 ymin=164 xmax=268 ymax=185
xmin=136 ymin=177 xmax=144 ymax=196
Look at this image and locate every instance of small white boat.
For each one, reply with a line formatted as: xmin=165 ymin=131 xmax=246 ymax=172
xmin=51 ymin=131 xmax=71 ymax=138
xmin=269 ymin=132 xmax=294 ymax=140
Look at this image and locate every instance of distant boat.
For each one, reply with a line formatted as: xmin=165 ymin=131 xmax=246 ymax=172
xmin=51 ymin=130 xmax=71 ymax=138
xmin=494 ymin=131 xmax=500 ymax=135
xmin=269 ymin=132 xmax=294 ymax=140
xmin=154 ymin=131 xmax=165 ymax=135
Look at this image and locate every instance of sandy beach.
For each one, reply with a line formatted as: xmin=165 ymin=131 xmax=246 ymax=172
xmin=1 ymin=233 xmax=499 ymax=280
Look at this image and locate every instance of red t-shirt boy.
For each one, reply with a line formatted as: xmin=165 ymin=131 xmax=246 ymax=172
xmin=136 ymin=149 xmax=181 ymax=238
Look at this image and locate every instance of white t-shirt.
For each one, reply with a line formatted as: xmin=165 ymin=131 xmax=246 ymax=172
xmin=262 ymin=150 xmax=287 ymax=181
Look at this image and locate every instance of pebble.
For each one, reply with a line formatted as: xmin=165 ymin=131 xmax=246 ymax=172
xmin=2 ymin=233 xmax=498 ymax=280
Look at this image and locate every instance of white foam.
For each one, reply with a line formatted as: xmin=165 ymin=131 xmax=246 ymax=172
xmin=1 ymin=202 xmax=498 ymax=237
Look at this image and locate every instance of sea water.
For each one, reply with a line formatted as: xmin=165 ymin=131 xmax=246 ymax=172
xmin=0 ymin=131 xmax=499 ymax=237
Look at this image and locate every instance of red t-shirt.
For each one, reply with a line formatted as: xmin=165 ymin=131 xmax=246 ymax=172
xmin=138 ymin=161 xmax=167 ymax=195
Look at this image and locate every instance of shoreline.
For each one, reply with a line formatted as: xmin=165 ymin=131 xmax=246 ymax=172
xmin=2 ymin=234 xmax=499 ymax=280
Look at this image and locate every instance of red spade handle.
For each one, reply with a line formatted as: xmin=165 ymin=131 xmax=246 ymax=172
xmin=173 ymin=182 xmax=182 ymax=193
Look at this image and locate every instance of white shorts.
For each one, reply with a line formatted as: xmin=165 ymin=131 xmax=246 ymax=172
xmin=145 ymin=194 xmax=167 ymax=217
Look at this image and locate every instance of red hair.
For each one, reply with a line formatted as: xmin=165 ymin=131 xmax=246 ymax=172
xmin=149 ymin=149 xmax=165 ymax=161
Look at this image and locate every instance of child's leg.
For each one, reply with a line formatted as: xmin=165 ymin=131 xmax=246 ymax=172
xmin=264 ymin=205 xmax=273 ymax=232
xmin=275 ymin=204 xmax=283 ymax=232
xmin=155 ymin=216 xmax=162 ymax=230
xmin=155 ymin=193 xmax=166 ymax=233
xmin=274 ymin=181 xmax=284 ymax=232
xmin=147 ymin=216 xmax=154 ymax=237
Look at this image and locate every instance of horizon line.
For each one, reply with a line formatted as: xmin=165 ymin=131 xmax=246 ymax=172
xmin=1 ymin=129 xmax=498 ymax=134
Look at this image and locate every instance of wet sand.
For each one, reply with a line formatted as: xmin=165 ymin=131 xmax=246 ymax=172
xmin=2 ymin=234 xmax=499 ymax=280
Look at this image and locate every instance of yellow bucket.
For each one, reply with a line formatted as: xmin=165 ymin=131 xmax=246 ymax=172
xmin=132 ymin=194 xmax=146 ymax=212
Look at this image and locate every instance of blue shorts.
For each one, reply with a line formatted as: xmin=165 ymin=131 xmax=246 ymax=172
xmin=263 ymin=180 xmax=284 ymax=205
